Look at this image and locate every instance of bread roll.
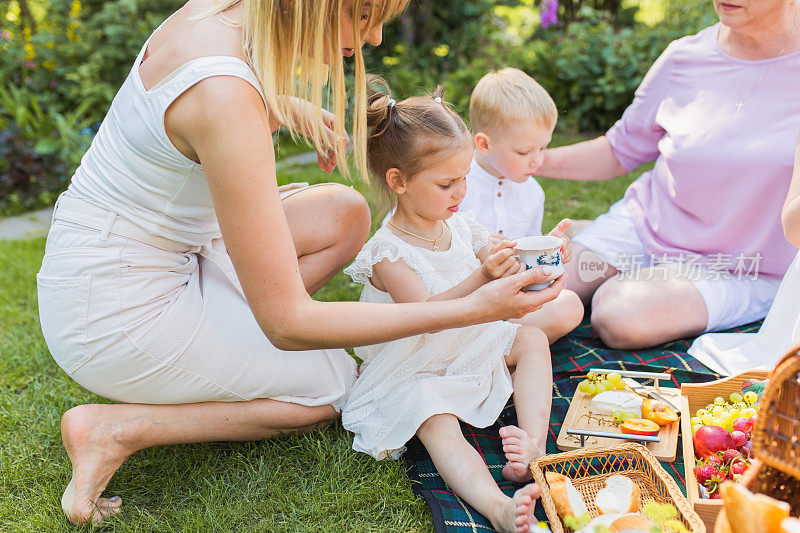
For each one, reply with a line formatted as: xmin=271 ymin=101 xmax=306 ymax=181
xmin=595 ymin=475 xmax=641 ymax=515
xmin=608 ymin=514 xmax=658 ymax=533
xmin=545 ymin=472 xmax=589 ymax=519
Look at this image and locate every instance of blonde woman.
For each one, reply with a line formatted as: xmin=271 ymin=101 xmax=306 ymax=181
xmin=36 ymin=0 xmax=564 ymax=525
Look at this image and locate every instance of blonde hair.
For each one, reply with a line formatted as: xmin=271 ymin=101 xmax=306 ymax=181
xmin=469 ymin=67 xmax=558 ymax=134
xmin=199 ymin=0 xmax=408 ymax=180
xmin=365 ymin=77 xmax=473 ymax=217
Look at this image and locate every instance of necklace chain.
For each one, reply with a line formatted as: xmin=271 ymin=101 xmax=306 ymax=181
xmin=729 ymin=5 xmax=799 ymax=113
xmin=388 ymin=220 xmax=445 ymax=251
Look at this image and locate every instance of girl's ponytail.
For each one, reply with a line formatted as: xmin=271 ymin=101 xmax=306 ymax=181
xmin=366 ymin=76 xmax=395 ymax=137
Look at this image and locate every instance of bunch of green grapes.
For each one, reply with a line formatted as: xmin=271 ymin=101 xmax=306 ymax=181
xmin=689 ymin=391 xmax=759 ymax=434
xmin=577 ymin=371 xmax=626 ymax=396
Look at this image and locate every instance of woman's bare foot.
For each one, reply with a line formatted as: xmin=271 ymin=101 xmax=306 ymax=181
xmin=493 ymin=483 xmax=540 ymax=533
xmin=500 ymin=425 xmax=544 ymax=483
xmin=60 ymin=404 xmax=139 ymax=525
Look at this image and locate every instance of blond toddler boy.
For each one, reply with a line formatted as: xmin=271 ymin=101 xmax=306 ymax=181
xmin=461 ymin=67 xmax=559 ymax=239
xmin=462 ymin=68 xmax=583 ymax=342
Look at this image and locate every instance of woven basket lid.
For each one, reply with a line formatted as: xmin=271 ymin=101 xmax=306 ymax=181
xmin=751 ymin=344 xmax=800 ymax=480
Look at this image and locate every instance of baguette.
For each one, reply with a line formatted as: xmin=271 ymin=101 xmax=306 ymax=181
xmin=545 ymin=471 xmax=589 ymax=519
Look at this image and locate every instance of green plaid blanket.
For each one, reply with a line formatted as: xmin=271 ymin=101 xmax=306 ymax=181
xmin=403 ymin=317 xmax=762 ymax=532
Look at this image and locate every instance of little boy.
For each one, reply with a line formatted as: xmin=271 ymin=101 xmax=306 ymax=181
xmin=460 ymin=67 xmax=556 ymax=240
xmin=462 ymin=68 xmax=584 ymax=342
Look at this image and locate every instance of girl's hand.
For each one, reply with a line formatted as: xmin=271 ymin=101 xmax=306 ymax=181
xmin=482 ymin=239 xmax=522 ymax=280
xmin=472 ymin=266 xmax=566 ymax=321
xmin=548 ymin=218 xmax=573 ymax=264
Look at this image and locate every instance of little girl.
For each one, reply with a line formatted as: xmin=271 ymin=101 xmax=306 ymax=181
xmin=342 ymin=80 xmax=564 ymax=533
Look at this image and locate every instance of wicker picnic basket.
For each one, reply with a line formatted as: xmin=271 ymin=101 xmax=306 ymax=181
xmin=714 ymin=344 xmax=800 ymax=532
xmin=531 ymin=442 xmax=705 ymax=533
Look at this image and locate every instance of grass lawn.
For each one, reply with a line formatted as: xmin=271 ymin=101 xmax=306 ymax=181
xmin=0 ymin=133 xmax=649 ymax=531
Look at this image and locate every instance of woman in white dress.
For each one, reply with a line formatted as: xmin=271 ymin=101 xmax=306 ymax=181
xmin=688 ymin=133 xmax=800 ymax=374
xmin=36 ymin=1 xmax=564 ymax=525
xmin=342 ymin=83 xmax=567 ymax=533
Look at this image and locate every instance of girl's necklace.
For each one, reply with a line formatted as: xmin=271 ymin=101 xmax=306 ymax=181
xmin=388 ymin=220 xmax=445 ymax=251
xmin=729 ymin=6 xmax=799 ymax=113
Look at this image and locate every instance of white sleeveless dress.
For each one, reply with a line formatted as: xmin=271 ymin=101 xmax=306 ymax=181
xmin=341 ymin=213 xmax=520 ymax=460
xmin=36 ymin=16 xmax=357 ymax=406
xmin=688 ymin=250 xmax=800 ymax=375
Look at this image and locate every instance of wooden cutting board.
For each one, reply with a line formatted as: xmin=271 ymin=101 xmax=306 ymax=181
xmin=555 ymin=386 xmax=681 ymax=461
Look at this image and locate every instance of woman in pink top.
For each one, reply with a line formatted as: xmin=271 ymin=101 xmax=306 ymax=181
xmin=538 ymin=0 xmax=800 ymax=350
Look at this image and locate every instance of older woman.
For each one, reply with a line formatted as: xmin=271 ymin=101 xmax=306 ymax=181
xmin=538 ymin=0 xmax=800 ymax=350
xmin=38 ymin=0 xmax=562 ymax=525
xmin=688 ymin=133 xmax=800 ymax=374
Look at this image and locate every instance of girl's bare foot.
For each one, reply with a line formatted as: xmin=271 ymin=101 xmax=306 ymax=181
xmin=60 ymin=404 xmax=138 ymax=525
xmin=500 ymin=425 xmax=544 ymax=483
xmin=493 ymin=483 xmax=540 ymax=533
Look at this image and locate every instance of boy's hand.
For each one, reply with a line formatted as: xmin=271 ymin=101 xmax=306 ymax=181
xmin=482 ymin=239 xmax=522 ymax=280
xmin=548 ymin=218 xmax=573 ymax=264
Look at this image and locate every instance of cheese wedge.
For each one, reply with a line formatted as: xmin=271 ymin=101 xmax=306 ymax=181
xmin=590 ymin=391 xmax=643 ymax=418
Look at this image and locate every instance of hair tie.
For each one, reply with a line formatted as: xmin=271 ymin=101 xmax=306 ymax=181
xmin=433 ymin=97 xmax=443 ymax=104
xmin=387 ymin=98 xmax=396 ymax=109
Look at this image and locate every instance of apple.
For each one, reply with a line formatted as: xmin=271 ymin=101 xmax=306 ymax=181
xmin=620 ymin=418 xmax=660 ymax=436
xmin=693 ymin=425 xmax=735 ymax=458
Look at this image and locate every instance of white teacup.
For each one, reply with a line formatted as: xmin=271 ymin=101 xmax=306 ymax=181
xmin=515 ymin=235 xmax=565 ymax=291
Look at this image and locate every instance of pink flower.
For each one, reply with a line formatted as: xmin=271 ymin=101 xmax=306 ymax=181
xmin=49 ymin=79 xmax=57 ymax=88
xmin=24 ymin=60 xmax=36 ymax=68
xmin=0 ymin=31 xmax=11 ymax=40
xmin=541 ymin=0 xmax=559 ymax=28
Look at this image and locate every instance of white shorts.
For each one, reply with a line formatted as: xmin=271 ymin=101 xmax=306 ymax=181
xmin=573 ymin=200 xmax=781 ymax=333
xmin=37 ymin=190 xmax=357 ymax=406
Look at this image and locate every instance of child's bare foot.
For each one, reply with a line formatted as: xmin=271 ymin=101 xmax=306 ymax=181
xmin=493 ymin=483 xmax=540 ymax=533
xmin=500 ymin=425 xmax=544 ymax=483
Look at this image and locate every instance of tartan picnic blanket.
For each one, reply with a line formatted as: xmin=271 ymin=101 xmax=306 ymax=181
xmin=403 ymin=317 xmax=762 ymax=533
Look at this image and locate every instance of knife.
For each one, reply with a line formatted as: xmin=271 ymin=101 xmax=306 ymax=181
xmin=623 ymin=377 xmax=680 ymax=412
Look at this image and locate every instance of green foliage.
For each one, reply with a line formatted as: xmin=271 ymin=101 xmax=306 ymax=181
xmin=376 ymin=0 xmax=717 ymax=132
xmin=1 ymin=0 xmax=181 ymax=117
xmin=520 ymin=7 xmax=670 ymax=131
xmin=0 ymin=125 xmax=66 ymax=216
xmin=0 ymin=81 xmax=96 ymax=216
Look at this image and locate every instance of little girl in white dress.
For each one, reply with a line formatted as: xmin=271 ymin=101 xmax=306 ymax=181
xmin=342 ymin=80 xmax=566 ymax=533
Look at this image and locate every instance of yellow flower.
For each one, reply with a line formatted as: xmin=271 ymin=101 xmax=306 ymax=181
xmin=382 ymin=56 xmax=400 ymax=66
xmin=24 ymin=43 xmax=35 ymax=59
xmin=433 ymin=44 xmax=449 ymax=57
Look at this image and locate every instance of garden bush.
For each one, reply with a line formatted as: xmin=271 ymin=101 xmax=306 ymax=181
xmin=0 ymin=124 xmax=66 ymax=216
xmin=0 ymin=0 xmax=717 ymax=215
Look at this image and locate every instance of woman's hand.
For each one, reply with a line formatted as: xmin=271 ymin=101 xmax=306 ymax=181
xmin=481 ymin=239 xmax=522 ymax=280
xmin=471 ymin=266 xmax=566 ymax=321
xmin=548 ymin=218 xmax=573 ymax=264
xmin=283 ymin=97 xmax=349 ymax=174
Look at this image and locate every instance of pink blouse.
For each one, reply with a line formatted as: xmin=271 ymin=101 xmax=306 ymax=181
xmin=607 ymin=23 xmax=800 ymax=278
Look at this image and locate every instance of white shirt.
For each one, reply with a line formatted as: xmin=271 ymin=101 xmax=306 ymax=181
xmin=459 ymin=157 xmax=546 ymax=239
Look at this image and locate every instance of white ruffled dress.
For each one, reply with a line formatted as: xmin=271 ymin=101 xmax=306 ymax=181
xmin=341 ymin=213 xmax=520 ymax=460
